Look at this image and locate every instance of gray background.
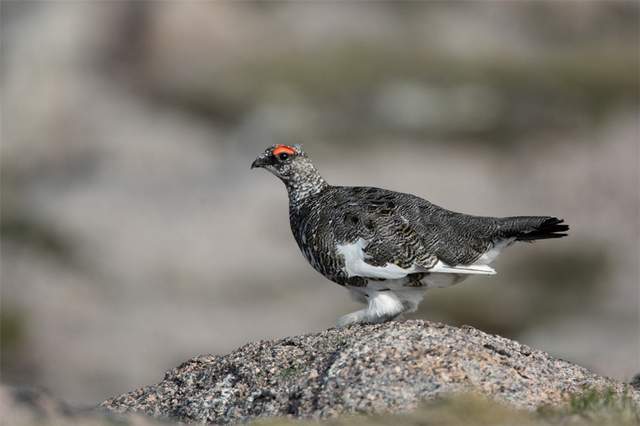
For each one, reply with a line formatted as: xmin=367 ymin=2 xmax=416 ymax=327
xmin=1 ymin=1 xmax=638 ymax=406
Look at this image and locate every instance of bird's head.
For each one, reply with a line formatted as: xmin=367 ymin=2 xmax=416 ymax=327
xmin=251 ymin=144 xmax=309 ymax=182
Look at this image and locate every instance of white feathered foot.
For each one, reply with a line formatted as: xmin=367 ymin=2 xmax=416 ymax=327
xmin=336 ymin=290 xmax=406 ymax=327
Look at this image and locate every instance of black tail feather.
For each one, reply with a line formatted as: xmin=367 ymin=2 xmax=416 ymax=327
xmin=499 ymin=216 xmax=569 ymax=242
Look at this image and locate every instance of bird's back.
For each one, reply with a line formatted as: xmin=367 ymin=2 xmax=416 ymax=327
xmin=290 ymin=186 xmax=500 ymax=280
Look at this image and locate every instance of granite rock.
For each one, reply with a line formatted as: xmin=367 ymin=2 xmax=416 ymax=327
xmin=101 ymin=320 xmax=639 ymax=424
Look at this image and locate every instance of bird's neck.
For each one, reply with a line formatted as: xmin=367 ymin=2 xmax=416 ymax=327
xmin=285 ymin=167 xmax=328 ymax=208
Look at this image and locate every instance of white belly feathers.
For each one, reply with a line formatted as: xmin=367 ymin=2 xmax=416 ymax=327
xmin=336 ymin=237 xmax=511 ymax=281
xmin=336 ymin=238 xmax=422 ymax=280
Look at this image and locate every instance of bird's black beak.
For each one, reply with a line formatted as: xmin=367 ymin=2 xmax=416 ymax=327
xmin=251 ymin=155 xmax=269 ymax=170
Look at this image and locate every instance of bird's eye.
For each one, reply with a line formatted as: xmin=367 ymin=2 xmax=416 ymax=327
xmin=278 ymin=153 xmax=289 ymax=161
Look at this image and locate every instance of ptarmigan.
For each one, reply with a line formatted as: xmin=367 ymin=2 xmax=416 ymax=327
xmin=251 ymin=144 xmax=569 ymax=327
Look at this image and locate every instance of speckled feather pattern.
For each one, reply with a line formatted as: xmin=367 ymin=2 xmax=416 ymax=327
xmin=289 ymin=185 xmax=565 ymax=286
xmin=252 ymin=145 xmax=568 ymax=315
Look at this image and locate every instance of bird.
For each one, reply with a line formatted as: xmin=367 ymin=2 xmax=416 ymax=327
xmin=251 ymin=144 xmax=569 ymax=327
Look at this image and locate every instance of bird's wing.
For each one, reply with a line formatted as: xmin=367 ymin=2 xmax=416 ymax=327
xmin=427 ymin=261 xmax=496 ymax=275
xmin=336 ymin=238 xmax=495 ymax=280
xmin=332 ymin=187 xmax=496 ymax=280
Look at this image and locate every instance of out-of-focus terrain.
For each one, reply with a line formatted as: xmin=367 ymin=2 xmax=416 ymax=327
xmin=3 ymin=385 xmax=638 ymax=426
xmin=1 ymin=1 xmax=638 ymax=406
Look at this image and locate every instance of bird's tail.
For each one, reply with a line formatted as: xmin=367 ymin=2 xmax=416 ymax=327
xmin=497 ymin=216 xmax=569 ymax=241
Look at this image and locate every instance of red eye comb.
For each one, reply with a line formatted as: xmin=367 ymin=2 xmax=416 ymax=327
xmin=273 ymin=145 xmax=296 ymax=156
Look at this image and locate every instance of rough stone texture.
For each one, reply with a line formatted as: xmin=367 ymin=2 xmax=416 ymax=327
xmin=101 ymin=320 xmax=639 ymax=424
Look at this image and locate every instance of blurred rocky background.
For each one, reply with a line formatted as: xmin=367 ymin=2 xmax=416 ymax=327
xmin=1 ymin=0 xmax=638 ymax=407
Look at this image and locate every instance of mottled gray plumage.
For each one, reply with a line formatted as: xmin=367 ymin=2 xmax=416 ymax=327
xmin=252 ymin=145 xmax=568 ymax=326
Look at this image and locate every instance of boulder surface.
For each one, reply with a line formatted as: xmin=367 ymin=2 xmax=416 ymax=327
xmin=101 ymin=320 xmax=638 ymax=424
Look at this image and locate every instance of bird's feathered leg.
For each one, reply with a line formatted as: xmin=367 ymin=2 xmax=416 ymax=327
xmin=336 ymin=309 xmax=369 ymax=328
xmin=337 ymin=289 xmax=406 ymax=327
